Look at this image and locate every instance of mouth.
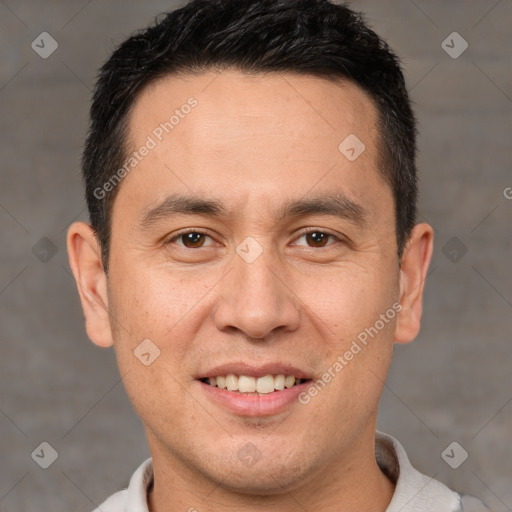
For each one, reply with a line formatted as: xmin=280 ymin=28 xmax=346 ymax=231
xmin=199 ymin=374 xmax=311 ymax=395
xmin=195 ymin=364 xmax=314 ymax=416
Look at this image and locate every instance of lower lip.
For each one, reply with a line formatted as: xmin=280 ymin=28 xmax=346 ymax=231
xmin=197 ymin=380 xmax=312 ymax=417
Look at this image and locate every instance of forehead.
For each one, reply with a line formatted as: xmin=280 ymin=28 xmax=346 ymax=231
xmin=129 ymin=69 xmax=379 ymax=148
xmin=115 ymin=69 xmax=389 ymax=226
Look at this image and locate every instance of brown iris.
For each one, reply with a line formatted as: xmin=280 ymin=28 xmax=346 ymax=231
xmin=181 ymin=232 xmax=206 ymax=248
xmin=177 ymin=231 xmax=331 ymax=249
xmin=305 ymin=231 xmax=330 ymax=248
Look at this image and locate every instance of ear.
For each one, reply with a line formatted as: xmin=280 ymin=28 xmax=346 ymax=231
xmin=66 ymin=221 xmax=113 ymax=348
xmin=394 ymin=223 xmax=434 ymax=344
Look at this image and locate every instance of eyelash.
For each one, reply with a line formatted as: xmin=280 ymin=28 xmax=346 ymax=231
xmin=166 ymin=227 xmax=342 ymax=249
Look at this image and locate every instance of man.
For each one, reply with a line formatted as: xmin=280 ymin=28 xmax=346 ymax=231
xmin=66 ymin=0 xmax=490 ymax=510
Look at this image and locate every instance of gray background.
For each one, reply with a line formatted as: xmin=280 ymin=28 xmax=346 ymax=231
xmin=0 ymin=1 xmax=511 ymax=510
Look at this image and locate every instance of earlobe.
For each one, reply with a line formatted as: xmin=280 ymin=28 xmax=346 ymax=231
xmin=66 ymin=222 xmax=114 ymax=348
xmin=394 ymin=223 xmax=434 ymax=345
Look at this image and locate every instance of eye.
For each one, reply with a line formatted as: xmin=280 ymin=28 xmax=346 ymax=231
xmin=167 ymin=230 xmax=215 ymax=249
xmin=293 ymin=229 xmax=340 ymax=248
xmin=166 ymin=228 xmax=342 ymax=250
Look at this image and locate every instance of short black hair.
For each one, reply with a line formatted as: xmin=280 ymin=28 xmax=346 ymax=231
xmin=83 ymin=0 xmax=417 ymax=272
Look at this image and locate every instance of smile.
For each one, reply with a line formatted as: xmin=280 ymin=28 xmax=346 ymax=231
xmin=200 ymin=374 xmax=306 ymax=394
xmin=197 ymin=375 xmax=313 ymax=417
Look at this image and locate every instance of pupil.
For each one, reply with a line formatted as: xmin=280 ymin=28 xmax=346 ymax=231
xmin=182 ymin=232 xmax=328 ymax=248
xmin=185 ymin=233 xmax=203 ymax=247
xmin=308 ymin=232 xmax=327 ymax=247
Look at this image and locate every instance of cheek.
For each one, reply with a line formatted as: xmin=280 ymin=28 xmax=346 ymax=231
xmin=109 ymin=261 xmax=206 ymax=332
xmin=300 ymin=262 xmax=399 ymax=342
xmin=106 ymin=265 xmax=199 ymax=375
xmin=295 ymin=262 xmax=398 ymax=406
xmin=106 ymin=267 xmax=205 ymax=436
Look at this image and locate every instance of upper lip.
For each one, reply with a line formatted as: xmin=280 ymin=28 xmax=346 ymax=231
xmin=196 ymin=362 xmax=313 ymax=380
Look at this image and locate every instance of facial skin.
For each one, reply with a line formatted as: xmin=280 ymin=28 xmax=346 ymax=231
xmin=67 ymin=70 xmax=433 ymax=512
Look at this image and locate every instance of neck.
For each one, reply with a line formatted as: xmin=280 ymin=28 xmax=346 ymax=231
xmin=147 ymin=427 xmax=395 ymax=512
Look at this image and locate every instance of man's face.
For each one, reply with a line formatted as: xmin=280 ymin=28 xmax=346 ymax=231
xmin=106 ymin=70 xmax=400 ymax=492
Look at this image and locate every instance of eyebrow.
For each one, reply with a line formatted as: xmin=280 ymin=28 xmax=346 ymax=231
xmin=137 ymin=191 xmax=368 ymax=229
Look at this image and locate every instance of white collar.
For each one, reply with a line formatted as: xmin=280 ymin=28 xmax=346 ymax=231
xmin=94 ymin=431 xmax=485 ymax=512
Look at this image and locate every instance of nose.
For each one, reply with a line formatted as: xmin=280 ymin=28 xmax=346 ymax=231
xmin=213 ymin=247 xmax=301 ymax=340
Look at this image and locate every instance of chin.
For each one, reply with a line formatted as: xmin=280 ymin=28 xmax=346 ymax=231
xmin=196 ymin=443 xmax=319 ymax=496
xmin=212 ymin=467 xmax=310 ymax=496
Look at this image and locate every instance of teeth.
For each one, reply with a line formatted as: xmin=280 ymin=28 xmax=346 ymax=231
xmin=274 ymin=374 xmax=286 ymax=390
xmin=216 ymin=375 xmax=226 ymax=389
xmin=256 ymin=375 xmax=275 ymax=394
xmin=238 ymin=375 xmax=256 ymax=393
xmin=284 ymin=375 xmax=296 ymax=388
xmin=202 ymin=373 xmax=305 ymax=393
xmin=225 ymin=373 xmax=238 ymax=391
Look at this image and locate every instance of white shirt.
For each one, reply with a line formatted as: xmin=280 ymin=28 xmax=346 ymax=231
xmin=93 ymin=431 xmax=491 ymax=512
